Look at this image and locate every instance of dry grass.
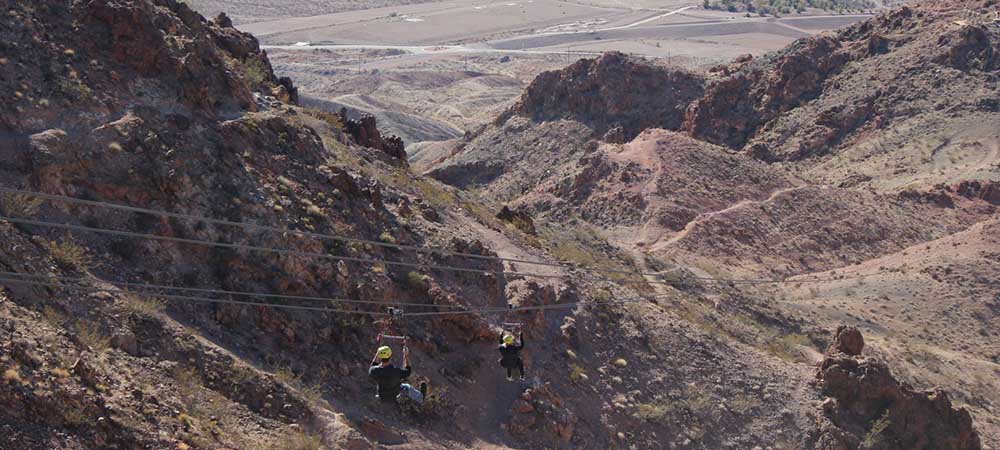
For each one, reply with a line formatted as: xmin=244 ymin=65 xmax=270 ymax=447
xmin=0 ymin=192 xmax=44 ymax=217
xmin=304 ymin=108 xmax=345 ymax=130
xmin=41 ymin=306 xmax=67 ymax=327
xmin=2 ymin=367 xmax=22 ymax=385
xmin=62 ymin=404 xmax=89 ymax=428
xmin=271 ymin=429 xmax=323 ymax=450
xmin=173 ymin=366 xmax=202 ymax=411
xmin=121 ymin=294 xmax=166 ymax=316
xmin=633 ymin=400 xmax=678 ymax=424
xmin=765 ymin=333 xmax=813 ymax=363
xmin=274 ymin=366 xmax=325 ymax=404
xmin=50 ymin=367 xmax=71 ymax=379
xmin=75 ymin=321 xmax=110 ymax=353
xmin=47 ymin=235 xmax=92 ymax=272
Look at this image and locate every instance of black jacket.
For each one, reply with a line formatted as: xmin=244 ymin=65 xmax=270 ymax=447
xmin=498 ymin=334 xmax=524 ymax=365
xmin=369 ymin=363 xmax=411 ymax=401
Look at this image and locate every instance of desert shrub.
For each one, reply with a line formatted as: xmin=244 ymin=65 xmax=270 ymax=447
xmin=57 ymin=78 xmax=93 ymax=101
xmin=47 ymin=235 xmax=91 ymax=272
xmin=274 ymin=366 xmax=324 ymax=404
xmin=76 ymin=321 xmax=110 ymax=353
xmin=634 ymin=401 xmax=676 ymax=423
xmin=0 ymin=192 xmax=44 ymax=217
xmin=378 ymin=231 xmax=396 ymax=244
xmin=304 ymin=108 xmax=344 ymax=130
xmin=569 ymin=364 xmax=587 ymax=383
xmin=405 ymin=271 xmax=429 ymax=290
xmin=177 ymin=412 xmax=196 ymax=430
xmin=121 ymin=294 xmax=166 ymax=316
xmin=243 ymin=57 xmax=270 ymax=85
xmin=864 ymin=410 xmax=892 ymax=447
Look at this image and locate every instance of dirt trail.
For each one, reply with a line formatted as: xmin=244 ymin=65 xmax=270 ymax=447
xmin=654 ymin=186 xmax=806 ymax=250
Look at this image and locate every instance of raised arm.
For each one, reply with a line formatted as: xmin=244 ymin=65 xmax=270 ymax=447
xmin=517 ymin=332 xmax=525 ymax=350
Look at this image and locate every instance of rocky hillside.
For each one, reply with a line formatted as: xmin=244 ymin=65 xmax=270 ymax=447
xmin=1 ymin=0 xmax=996 ymax=449
xmin=425 ymin=0 xmax=999 ymax=446
xmin=2 ymin=1 xmax=931 ymax=449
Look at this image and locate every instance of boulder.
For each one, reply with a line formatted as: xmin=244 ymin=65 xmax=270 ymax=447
xmin=829 ymin=325 xmax=864 ymax=356
xmin=812 ymin=327 xmax=982 ymax=450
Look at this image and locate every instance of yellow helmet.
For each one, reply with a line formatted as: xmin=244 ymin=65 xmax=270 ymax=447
xmin=503 ymin=334 xmax=515 ymax=345
xmin=376 ymin=346 xmax=392 ymax=359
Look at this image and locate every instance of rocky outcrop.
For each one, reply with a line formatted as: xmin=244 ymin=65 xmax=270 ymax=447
xmin=812 ymin=326 xmax=982 ymax=450
xmin=935 ymin=23 xmax=997 ymax=71
xmin=0 ymin=0 xmax=295 ymax=133
xmin=683 ymin=35 xmax=849 ymax=150
xmin=496 ymin=205 xmax=537 ymax=235
xmin=507 ymin=383 xmax=577 ymax=444
xmin=338 ymin=108 xmax=406 ymax=160
xmin=955 ymin=180 xmax=1000 ymax=205
xmin=506 ymin=52 xmax=704 ymax=141
xmin=681 ymin=0 xmax=998 ymax=162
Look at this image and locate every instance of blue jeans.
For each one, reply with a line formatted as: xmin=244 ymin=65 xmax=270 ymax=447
xmin=398 ymin=383 xmax=424 ymax=404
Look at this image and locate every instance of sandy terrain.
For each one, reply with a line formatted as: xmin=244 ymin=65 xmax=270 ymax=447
xmin=254 ymin=3 xmax=871 ymax=151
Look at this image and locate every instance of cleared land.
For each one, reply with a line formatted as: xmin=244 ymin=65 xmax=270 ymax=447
xmin=229 ymin=2 xmax=872 ymax=149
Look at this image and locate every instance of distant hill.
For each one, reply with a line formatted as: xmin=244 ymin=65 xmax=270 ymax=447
xmin=702 ymin=0 xmax=903 ymax=14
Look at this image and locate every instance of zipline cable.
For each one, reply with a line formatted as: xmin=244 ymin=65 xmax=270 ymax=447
xmin=0 ymin=271 xmax=468 ymax=309
xmin=0 ymin=276 xmax=387 ymax=315
xmin=0 ymin=214 xmax=894 ymax=287
xmin=0 ymin=274 xmax=667 ymax=317
xmin=0 ymin=214 xmax=677 ymax=286
xmin=0 ymin=187 xmax=657 ymax=278
xmin=0 ymin=186 xmax=904 ymax=285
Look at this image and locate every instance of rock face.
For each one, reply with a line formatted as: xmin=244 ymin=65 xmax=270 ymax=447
xmin=681 ymin=1 xmax=999 ymax=162
xmin=506 ymin=51 xmax=705 ymax=141
xmin=338 ymin=108 xmax=406 ymax=160
xmin=682 ymin=35 xmax=850 ymax=151
xmin=812 ymin=326 xmax=982 ymax=450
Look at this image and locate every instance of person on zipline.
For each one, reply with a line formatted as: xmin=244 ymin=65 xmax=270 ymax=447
xmin=498 ymin=332 xmax=525 ymax=381
xmin=369 ymin=344 xmax=426 ymax=404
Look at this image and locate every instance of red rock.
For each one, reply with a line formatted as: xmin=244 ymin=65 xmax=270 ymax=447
xmin=829 ymin=325 xmax=864 ymax=356
xmin=506 ymin=51 xmax=704 ymax=141
xmin=814 ymin=327 xmax=982 ymax=450
xmin=338 ymin=108 xmax=406 ymax=160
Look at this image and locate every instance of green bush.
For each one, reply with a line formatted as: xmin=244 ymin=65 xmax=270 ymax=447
xmin=243 ymin=57 xmax=270 ymax=85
